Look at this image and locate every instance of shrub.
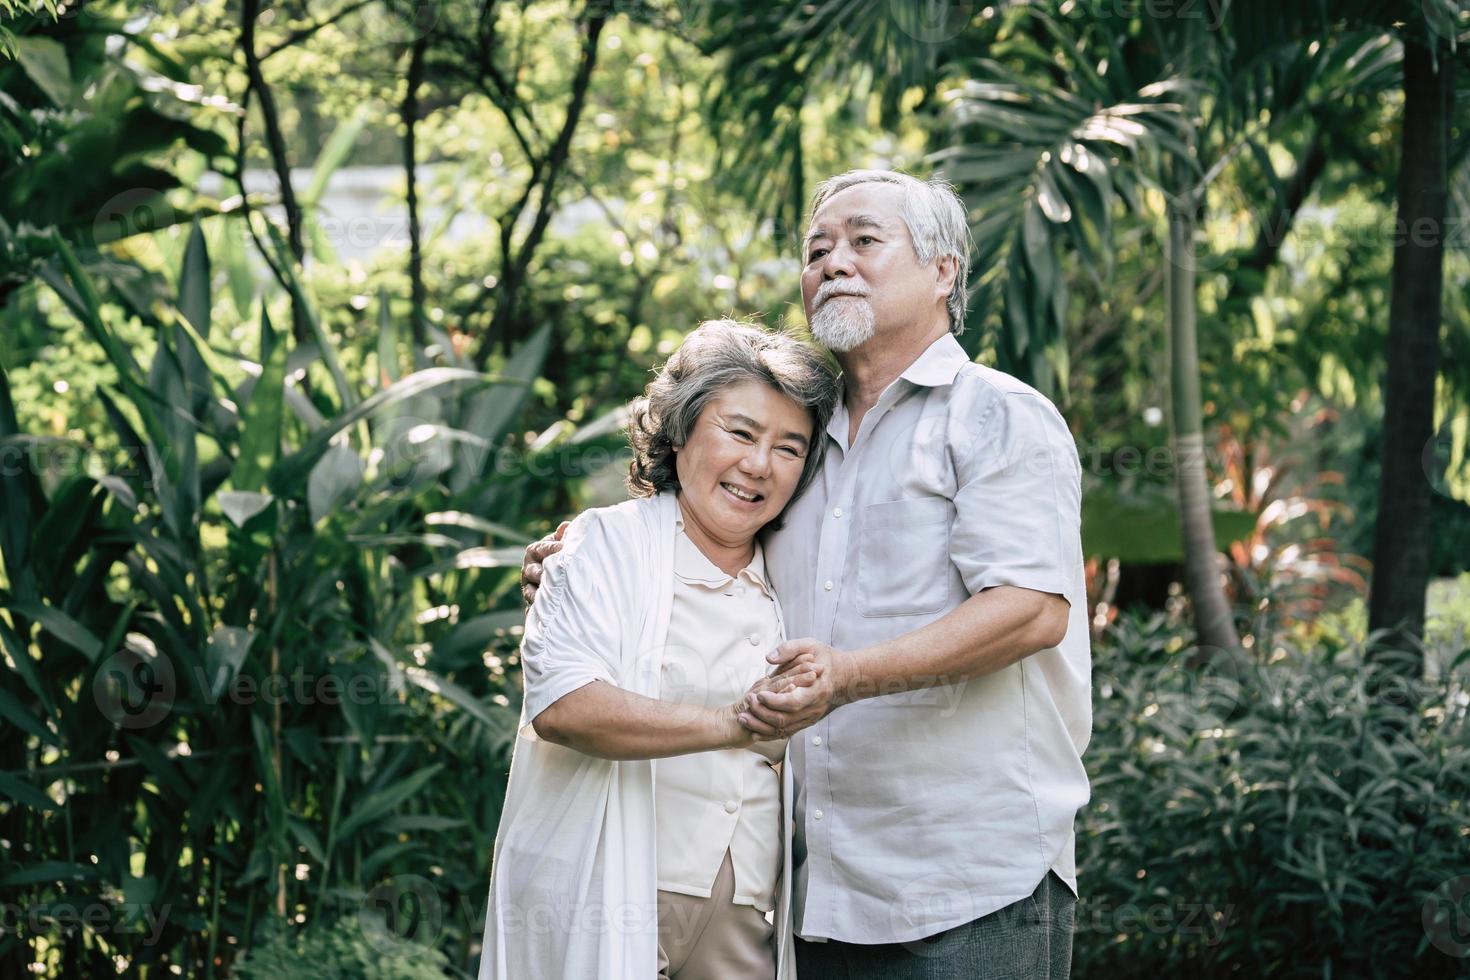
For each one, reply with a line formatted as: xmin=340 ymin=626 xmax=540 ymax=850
xmin=230 ymin=916 xmax=450 ymax=980
xmin=1077 ymin=612 xmax=1470 ymax=978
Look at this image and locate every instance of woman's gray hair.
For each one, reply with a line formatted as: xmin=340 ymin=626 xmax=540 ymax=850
xmin=807 ymin=169 xmax=973 ymax=334
xmin=627 ymin=319 xmax=839 ymax=527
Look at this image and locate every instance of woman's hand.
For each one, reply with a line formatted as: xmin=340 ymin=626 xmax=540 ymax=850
xmin=719 ymin=662 xmax=825 ymax=749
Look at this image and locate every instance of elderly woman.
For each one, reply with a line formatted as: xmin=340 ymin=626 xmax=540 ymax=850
xmin=479 ymin=320 xmax=839 ymax=980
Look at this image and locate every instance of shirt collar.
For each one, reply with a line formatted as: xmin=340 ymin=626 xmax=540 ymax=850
xmin=899 ymin=332 xmax=971 ymax=388
xmin=826 ymin=333 xmax=971 ymax=445
xmin=673 ymin=501 xmax=773 ymax=594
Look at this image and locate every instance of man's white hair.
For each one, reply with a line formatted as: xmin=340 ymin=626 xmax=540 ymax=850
xmin=806 ymin=169 xmax=973 ymax=334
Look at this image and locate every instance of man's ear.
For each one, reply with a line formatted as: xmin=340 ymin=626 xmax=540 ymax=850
xmin=933 ymin=254 xmax=959 ymax=301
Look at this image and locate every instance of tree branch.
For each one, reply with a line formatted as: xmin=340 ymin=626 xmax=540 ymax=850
xmin=474 ymin=12 xmax=606 ymax=365
xmin=241 ymin=0 xmax=308 ymax=343
xmin=259 ymin=0 xmax=376 ymax=61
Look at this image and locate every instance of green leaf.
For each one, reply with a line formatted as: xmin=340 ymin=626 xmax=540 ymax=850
xmin=301 ymin=106 xmax=368 ymax=207
xmin=178 ymin=219 xmax=211 ymax=341
xmin=216 ymin=215 xmax=256 ymax=319
xmin=361 ymin=840 xmax=422 ymax=880
xmin=147 ymin=327 xmax=199 ymax=542
xmin=40 ymin=243 xmax=178 ymax=487
xmin=262 ymin=221 xmax=356 ymax=410
xmin=16 ymin=36 xmax=71 ymax=107
xmin=232 ymin=304 xmax=287 ymax=493
xmin=6 ymin=598 xmax=103 ymax=663
xmin=307 ymin=442 xmax=365 ymax=524
xmin=0 ymin=771 xmax=57 ymax=812
xmin=251 ymin=713 xmax=287 ymax=848
xmin=335 ymin=763 xmax=443 ymax=841
xmin=217 ymin=490 xmax=274 ymax=528
xmin=288 ymin=815 xmax=326 ymax=864
xmin=0 ymin=364 xmax=40 ymax=603
xmin=423 ymin=511 xmax=533 ymax=544
xmin=449 ymin=325 xmax=551 ymax=490
xmin=432 ymin=610 xmax=526 ymax=667
xmin=30 ymin=474 xmax=98 ymax=588
xmin=377 ymin=814 xmax=466 ymax=834
xmin=123 ymin=735 xmax=193 ymax=799
xmin=0 ymin=685 xmax=59 ymax=748
xmin=378 ymin=286 xmax=400 ymax=385
xmin=402 ymin=665 xmax=513 ymax=732
xmin=0 ymin=861 xmax=101 ymax=888
xmin=415 ymin=546 xmax=525 ymax=578
xmin=205 ymin=626 xmax=253 ymax=701
xmin=0 ymin=616 xmax=55 ymax=718
xmin=268 ymin=368 xmax=492 ymax=494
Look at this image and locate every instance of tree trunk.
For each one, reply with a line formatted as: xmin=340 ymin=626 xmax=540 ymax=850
xmin=1367 ymin=37 xmax=1455 ymax=672
xmin=1166 ymin=169 xmax=1242 ymax=656
xmin=404 ymin=32 xmax=429 ymax=348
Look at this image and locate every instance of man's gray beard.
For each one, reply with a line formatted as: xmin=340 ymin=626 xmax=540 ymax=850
xmin=809 ymin=298 xmax=875 ymax=353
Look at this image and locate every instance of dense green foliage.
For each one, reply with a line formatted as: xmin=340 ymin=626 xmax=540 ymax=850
xmin=1 ymin=0 xmax=1468 ymax=976
xmin=232 ymin=915 xmax=451 ymax=979
xmin=1080 ymin=611 xmax=1470 ymax=978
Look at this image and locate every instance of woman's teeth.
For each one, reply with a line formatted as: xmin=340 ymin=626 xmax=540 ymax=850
xmin=721 ymin=483 xmax=760 ymax=502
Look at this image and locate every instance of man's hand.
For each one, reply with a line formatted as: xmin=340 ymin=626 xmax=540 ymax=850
xmin=720 ymin=661 xmax=825 ymax=748
xmin=520 ymin=521 xmax=570 ymax=605
xmin=738 ymin=638 xmax=852 ymax=740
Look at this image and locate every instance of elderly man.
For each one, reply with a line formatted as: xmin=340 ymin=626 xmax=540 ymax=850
xmin=524 ymin=169 xmax=1089 ymax=979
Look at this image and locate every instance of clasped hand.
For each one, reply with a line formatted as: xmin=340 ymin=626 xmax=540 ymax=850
xmin=737 ymin=639 xmax=848 ymax=741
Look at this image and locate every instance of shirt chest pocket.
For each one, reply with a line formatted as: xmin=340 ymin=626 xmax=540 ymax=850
xmin=856 ymin=497 xmax=952 ymax=618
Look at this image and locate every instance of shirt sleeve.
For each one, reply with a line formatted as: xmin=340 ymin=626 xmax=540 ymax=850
xmin=517 ymin=514 xmax=625 ymax=739
xmin=950 ymin=389 xmax=1083 ymax=603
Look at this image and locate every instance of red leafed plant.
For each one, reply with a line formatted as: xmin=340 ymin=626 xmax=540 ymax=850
xmin=1213 ymin=399 xmax=1372 ymax=628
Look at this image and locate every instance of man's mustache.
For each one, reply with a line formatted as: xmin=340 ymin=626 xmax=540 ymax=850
xmin=812 ymin=281 xmax=871 ymax=310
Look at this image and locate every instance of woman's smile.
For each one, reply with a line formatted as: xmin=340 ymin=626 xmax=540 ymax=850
xmin=673 ymin=380 xmax=814 ymax=574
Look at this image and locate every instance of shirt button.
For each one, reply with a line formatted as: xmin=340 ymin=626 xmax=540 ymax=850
xmin=823 ymin=581 xmax=833 ymax=591
xmin=811 ymin=736 xmax=822 ymax=746
xmin=747 ymin=634 xmax=760 ymax=646
xmin=813 ymin=809 xmax=824 ymax=821
xmin=832 ymin=507 xmax=843 ymax=518
xmin=724 ymin=800 xmax=738 ymax=814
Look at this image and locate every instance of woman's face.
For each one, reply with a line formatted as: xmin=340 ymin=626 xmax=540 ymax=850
xmin=673 ymin=381 xmax=815 ymax=547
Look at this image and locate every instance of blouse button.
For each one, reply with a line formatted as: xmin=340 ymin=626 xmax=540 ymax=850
xmin=723 ymin=800 xmax=739 ymax=814
xmin=813 ymin=809 xmax=824 ymax=821
xmin=811 ymin=736 xmax=822 ymax=747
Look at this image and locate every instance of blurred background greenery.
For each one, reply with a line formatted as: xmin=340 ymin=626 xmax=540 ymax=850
xmin=1 ymin=0 xmax=1468 ymax=976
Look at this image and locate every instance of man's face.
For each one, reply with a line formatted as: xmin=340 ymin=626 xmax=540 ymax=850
xmin=800 ymin=182 xmax=948 ymax=353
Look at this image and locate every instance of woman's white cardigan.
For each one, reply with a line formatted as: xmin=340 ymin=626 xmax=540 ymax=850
xmin=478 ymin=491 xmax=797 ymax=979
